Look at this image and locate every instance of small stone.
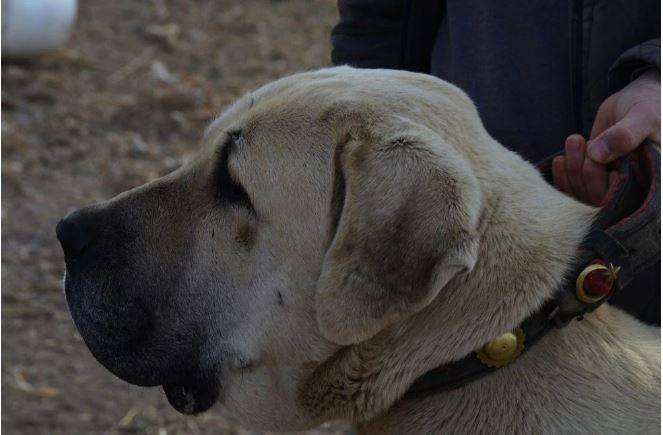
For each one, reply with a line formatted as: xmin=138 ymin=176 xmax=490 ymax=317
xmin=150 ymin=60 xmax=179 ymax=85
xmin=129 ymin=132 xmax=149 ymax=157
xmin=144 ymin=23 xmax=181 ymax=49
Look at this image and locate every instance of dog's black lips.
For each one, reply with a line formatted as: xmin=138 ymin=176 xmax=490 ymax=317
xmin=163 ymin=380 xmax=220 ymax=415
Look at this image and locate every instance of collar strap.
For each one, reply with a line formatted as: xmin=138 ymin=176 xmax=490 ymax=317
xmin=406 ymin=142 xmax=660 ymax=399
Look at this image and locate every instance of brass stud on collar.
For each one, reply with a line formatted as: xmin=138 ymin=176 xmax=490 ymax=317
xmin=576 ymin=263 xmax=620 ymax=304
xmin=476 ymin=328 xmax=525 ymax=368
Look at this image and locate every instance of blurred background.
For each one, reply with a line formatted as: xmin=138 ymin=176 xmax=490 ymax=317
xmin=1 ymin=1 xmax=347 ymax=433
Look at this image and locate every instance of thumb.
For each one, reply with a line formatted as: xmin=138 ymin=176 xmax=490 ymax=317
xmin=589 ymin=98 xmax=614 ymax=140
xmin=587 ymin=104 xmax=652 ymax=163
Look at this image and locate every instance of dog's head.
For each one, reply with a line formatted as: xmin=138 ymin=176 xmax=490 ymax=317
xmin=57 ymin=67 xmax=485 ymax=430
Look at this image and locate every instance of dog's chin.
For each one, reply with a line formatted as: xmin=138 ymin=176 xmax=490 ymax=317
xmin=64 ymin=271 xmax=222 ymax=414
xmin=163 ymin=378 xmax=220 ymax=415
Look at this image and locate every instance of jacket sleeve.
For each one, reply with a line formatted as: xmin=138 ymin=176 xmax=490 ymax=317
xmin=331 ymin=0 xmax=405 ymax=68
xmin=608 ymin=38 xmax=660 ymax=91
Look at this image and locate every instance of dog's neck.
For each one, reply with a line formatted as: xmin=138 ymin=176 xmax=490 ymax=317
xmin=355 ymin=162 xmax=659 ymax=433
xmin=303 ymin=146 xmax=599 ymax=425
xmin=358 ymin=303 xmax=660 ymax=434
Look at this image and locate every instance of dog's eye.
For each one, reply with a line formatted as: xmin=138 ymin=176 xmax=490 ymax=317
xmin=216 ymin=134 xmax=252 ymax=208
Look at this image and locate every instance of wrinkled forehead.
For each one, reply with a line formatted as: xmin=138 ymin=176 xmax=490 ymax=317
xmin=203 ymin=69 xmax=367 ymax=136
xmin=199 ymin=66 xmax=459 ymax=161
xmin=199 ymin=76 xmax=335 ymax=162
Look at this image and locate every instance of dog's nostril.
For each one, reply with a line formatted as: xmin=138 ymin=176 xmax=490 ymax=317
xmin=56 ymin=213 xmax=90 ymax=260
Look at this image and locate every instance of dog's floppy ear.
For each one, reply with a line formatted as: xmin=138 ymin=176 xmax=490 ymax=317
xmin=316 ymin=116 xmax=481 ymax=345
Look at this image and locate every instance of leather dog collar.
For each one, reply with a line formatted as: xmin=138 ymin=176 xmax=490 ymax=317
xmin=406 ymin=141 xmax=660 ymax=399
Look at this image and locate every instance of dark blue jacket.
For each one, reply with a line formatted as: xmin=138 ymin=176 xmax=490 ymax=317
xmin=332 ymin=0 xmax=660 ymax=143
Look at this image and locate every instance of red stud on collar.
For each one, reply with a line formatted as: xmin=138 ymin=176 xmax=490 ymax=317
xmin=576 ymin=261 xmax=620 ymax=304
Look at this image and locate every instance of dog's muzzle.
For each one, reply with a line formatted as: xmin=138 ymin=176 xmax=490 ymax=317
xmin=57 ymin=203 xmax=221 ymax=414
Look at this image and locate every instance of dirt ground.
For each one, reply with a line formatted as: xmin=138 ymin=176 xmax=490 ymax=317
xmin=2 ymin=1 xmax=351 ymax=433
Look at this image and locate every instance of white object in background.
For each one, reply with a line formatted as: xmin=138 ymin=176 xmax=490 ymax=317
xmin=2 ymin=0 xmax=78 ymax=57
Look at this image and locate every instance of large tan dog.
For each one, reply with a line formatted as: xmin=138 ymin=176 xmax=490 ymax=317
xmin=57 ymin=66 xmax=660 ymax=433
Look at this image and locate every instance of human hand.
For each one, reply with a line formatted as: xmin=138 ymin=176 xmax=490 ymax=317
xmin=552 ymin=70 xmax=660 ymax=205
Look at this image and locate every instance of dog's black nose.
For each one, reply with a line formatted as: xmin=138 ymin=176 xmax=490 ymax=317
xmin=56 ymin=211 xmax=90 ymax=260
